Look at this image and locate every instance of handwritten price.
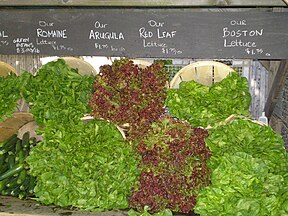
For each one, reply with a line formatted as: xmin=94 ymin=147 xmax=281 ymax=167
xmin=16 ymin=47 xmax=40 ymax=54
xmin=51 ymin=44 xmax=73 ymax=51
xmin=162 ymin=47 xmax=182 ymax=55
xmin=245 ymin=48 xmax=271 ymax=56
xmin=95 ymin=43 xmax=108 ymax=50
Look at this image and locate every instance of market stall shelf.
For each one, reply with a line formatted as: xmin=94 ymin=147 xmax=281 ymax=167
xmin=0 ymin=195 xmax=128 ymax=216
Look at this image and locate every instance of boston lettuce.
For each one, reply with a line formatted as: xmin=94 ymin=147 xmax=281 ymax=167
xmin=165 ymin=72 xmax=251 ymax=128
xmin=206 ymin=118 xmax=287 ymax=174
xmin=194 ymin=118 xmax=288 ymax=216
xmin=195 ymin=152 xmax=288 ymax=216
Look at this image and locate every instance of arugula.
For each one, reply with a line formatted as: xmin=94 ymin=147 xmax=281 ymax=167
xmin=27 ymin=119 xmax=140 ymax=211
xmin=0 ymin=73 xmax=21 ymax=121
xmin=165 ymin=72 xmax=251 ymax=128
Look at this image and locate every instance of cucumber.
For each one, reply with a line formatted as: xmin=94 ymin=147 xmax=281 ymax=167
xmin=19 ymin=183 xmax=29 ymax=191
xmin=15 ymin=139 xmax=25 ymax=164
xmin=1 ymin=189 xmax=9 ymax=196
xmin=7 ymin=152 xmax=15 ymax=169
xmin=10 ymin=187 xmax=21 ymax=196
xmin=15 ymin=139 xmax=22 ymax=154
xmin=6 ymin=176 xmax=18 ymax=188
xmin=0 ymin=152 xmax=8 ymax=173
xmin=16 ymin=170 xmax=26 ymax=185
xmin=0 ymin=134 xmax=17 ymax=149
xmin=0 ymin=152 xmax=6 ymax=166
xmin=29 ymin=137 xmax=37 ymax=146
xmin=18 ymin=191 xmax=27 ymax=199
xmin=22 ymin=132 xmax=30 ymax=149
xmin=28 ymin=177 xmax=36 ymax=194
xmin=0 ymin=178 xmax=9 ymax=191
xmin=0 ymin=164 xmax=23 ymax=181
xmin=0 ymin=163 xmax=8 ymax=174
xmin=17 ymin=149 xmax=25 ymax=164
xmin=0 ymin=135 xmax=17 ymax=155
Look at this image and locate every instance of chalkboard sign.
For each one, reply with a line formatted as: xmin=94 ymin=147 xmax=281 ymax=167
xmin=0 ymin=9 xmax=287 ymax=59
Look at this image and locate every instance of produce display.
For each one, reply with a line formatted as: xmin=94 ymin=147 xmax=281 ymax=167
xmin=89 ymin=59 xmax=168 ymax=141
xmin=16 ymin=59 xmax=140 ymax=211
xmin=165 ymin=72 xmax=251 ymax=128
xmin=195 ymin=118 xmax=288 ymax=216
xmin=0 ymin=58 xmax=287 ymax=216
xmin=129 ymin=116 xmax=211 ymax=213
xmin=0 ymin=73 xmax=21 ymax=121
xmin=0 ymin=132 xmax=36 ymax=199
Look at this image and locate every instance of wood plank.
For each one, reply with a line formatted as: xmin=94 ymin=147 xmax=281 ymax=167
xmin=0 ymin=0 xmax=286 ymax=7
xmin=265 ymin=60 xmax=288 ymax=118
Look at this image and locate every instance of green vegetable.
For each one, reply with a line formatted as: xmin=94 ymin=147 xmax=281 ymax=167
xmin=7 ymin=152 xmax=15 ymax=169
xmin=0 ymin=133 xmax=37 ymax=198
xmin=20 ymin=59 xmax=94 ymax=126
xmin=0 ymin=73 xmax=21 ymax=121
xmin=195 ymin=153 xmax=288 ymax=216
xmin=26 ymin=119 xmax=140 ymax=211
xmin=0 ymin=134 xmax=18 ymax=155
xmin=165 ymin=72 xmax=251 ymax=128
xmin=206 ymin=118 xmax=288 ymax=174
xmin=128 ymin=206 xmax=173 ymax=216
xmin=0 ymin=164 xmax=23 ymax=181
xmin=194 ymin=118 xmax=288 ymax=215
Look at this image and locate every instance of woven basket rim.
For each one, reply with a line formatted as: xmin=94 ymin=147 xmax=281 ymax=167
xmin=170 ymin=60 xmax=235 ymax=88
xmin=0 ymin=61 xmax=18 ymax=77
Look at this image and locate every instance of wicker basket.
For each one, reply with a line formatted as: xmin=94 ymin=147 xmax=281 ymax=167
xmin=170 ymin=61 xmax=235 ymax=88
xmin=0 ymin=61 xmax=17 ymax=77
xmin=0 ymin=112 xmax=34 ymax=142
xmin=52 ymin=57 xmax=97 ymax=76
xmin=131 ymin=59 xmax=152 ymax=69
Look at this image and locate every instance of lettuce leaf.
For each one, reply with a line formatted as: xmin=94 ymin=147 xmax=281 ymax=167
xmin=194 ymin=118 xmax=288 ymax=215
xmin=0 ymin=73 xmax=21 ymax=121
xmin=195 ymin=152 xmax=288 ymax=216
xmin=21 ymin=59 xmax=94 ymax=125
xmin=165 ymin=72 xmax=251 ymax=128
xmin=206 ymin=118 xmax=288 ymax=174
xmin=27 ymin=119 xmax=140 ymax=211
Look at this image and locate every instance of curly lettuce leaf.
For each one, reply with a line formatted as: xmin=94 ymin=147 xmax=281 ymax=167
xmin=27 ymin=119 xmax=140 ymax=211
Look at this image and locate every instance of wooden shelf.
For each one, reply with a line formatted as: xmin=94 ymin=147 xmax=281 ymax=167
xmin=0 ymin=195 xmax=127 ymax=216
xmin=0 ymin=0 xmax=286 ymax=7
